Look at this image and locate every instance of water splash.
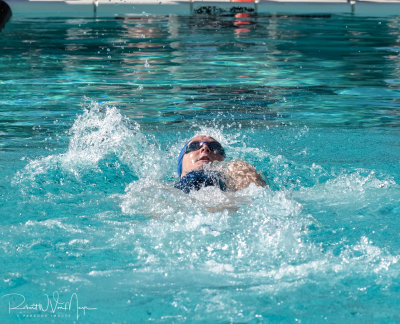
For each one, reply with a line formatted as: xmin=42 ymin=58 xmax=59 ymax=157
xmin=8 ymin=103 xmax=400 ymax=323
xmin=13 ymin=101 xmax=165 ymax=196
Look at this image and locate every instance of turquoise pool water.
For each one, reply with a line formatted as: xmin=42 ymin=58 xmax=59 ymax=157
xmin=1 ymin=13 xmax=400 ymax=323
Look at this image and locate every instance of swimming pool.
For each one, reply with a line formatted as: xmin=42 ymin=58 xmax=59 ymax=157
xmin=1 ymin=11 xmax=400 ymax=323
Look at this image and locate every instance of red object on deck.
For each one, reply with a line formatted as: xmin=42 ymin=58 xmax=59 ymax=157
xmin=235 ymin=13 xmax=251 ymax=18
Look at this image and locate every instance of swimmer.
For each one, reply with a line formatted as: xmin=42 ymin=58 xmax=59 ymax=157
xmin=174 ymin=135 xmax=266 ymax=193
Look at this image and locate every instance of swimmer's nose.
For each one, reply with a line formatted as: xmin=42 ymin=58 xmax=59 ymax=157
xmin=200 ymin=143 xmax=211 ymax=153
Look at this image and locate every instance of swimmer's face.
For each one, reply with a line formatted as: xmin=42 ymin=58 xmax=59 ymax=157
xmin=181 ymin=135 xmax=225 ymax=178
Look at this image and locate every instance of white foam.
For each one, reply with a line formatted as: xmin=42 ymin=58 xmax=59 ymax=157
xmin=25 ymin=219 xmax=84 ymax=233
xmin=295 ymin=169 xmax=397 ymax=208
xmin=13 ymin=101 xmax=167 ymax=191
xmin=12 ymin=102 xmax=400 ymax=293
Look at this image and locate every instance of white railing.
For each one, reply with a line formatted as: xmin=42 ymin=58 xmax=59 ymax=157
xmin=7 ymin=0 xmax=400 ymax=18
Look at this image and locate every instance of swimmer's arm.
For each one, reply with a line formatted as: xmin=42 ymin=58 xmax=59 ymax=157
xmin=222 ymin=160 xmax=268 ymax=191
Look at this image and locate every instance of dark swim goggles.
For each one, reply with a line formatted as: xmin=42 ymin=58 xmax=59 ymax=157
xmin=185 ymin=141 xmax=225 ymax=156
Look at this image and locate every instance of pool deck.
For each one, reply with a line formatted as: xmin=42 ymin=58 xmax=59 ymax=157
xmin=7 ymin=0 xmax=400 ymax=18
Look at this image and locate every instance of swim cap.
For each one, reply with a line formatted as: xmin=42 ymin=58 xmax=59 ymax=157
xmin=177 ymin=140 xmax=190 ymax=178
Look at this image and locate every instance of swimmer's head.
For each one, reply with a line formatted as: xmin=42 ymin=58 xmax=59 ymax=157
xmin=177 ymin=135 xmax=225 ymax=178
